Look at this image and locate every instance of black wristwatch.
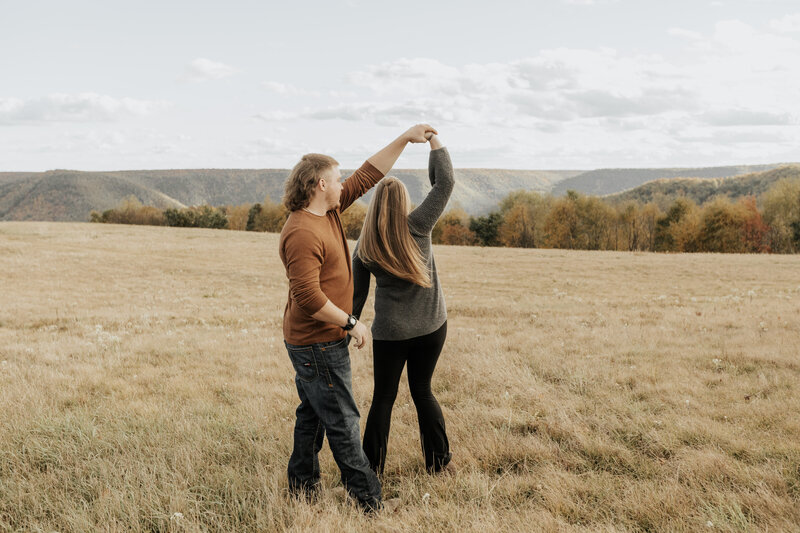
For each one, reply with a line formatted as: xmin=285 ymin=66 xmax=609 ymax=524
xmin=342 ymin=314 xmax=357 ymax=331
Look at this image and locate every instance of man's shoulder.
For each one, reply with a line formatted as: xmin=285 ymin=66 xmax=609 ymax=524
xmin=281 ymin=212 xmax=330 ymax=249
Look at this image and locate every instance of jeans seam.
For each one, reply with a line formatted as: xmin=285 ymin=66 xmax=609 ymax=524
xmin=312 ymin=419 xmax=322 ymax=475
xmin=318 ymin=347 xmax=334 ymax=387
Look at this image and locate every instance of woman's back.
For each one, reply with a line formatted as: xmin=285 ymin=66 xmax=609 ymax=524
xmin=353 ymin=147 xmax=454 ymax=341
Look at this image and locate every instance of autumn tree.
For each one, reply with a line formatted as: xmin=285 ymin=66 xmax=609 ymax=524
xmin=654 ymin=198 xmax=699 ymax=252
xmin=432 ymin=207 xmax=471 ymax=244
xmin=576 ymin=195 xmax=616 ymax=250
xmin=497 ymin=191 xmax=550 ymax=248
xmin=614 ymin=202 xmax=639 ymax=251
xmin=542 ymin=193 xmax=579 ymax=249
xmin=340 ymin=201 xmax=367 ymax=240
xmin=439 ymin=223 xmax=478 ymax=245
xmin=761 ymin=178 xmax=800 ymax=253
xmin=636 ymin=203 xmax=661 ymax=252
xmin=226 ymin=204 xmax=251 ymax=231
xmin=737 ymin=196 xmax=770 ymax=253
xmin=697 ymin=198 xmax=746 ymax=253
xmin=251 ymin=197 xmax=289 ymax=232
xmin=91 ymin=196 xmax=166 ymax=226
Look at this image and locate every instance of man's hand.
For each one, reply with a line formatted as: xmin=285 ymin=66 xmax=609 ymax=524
xmin=350 ymin=320 xmax=371 ymax=350
xmin=405 ymin=123 xmax=438 ymax=144
xmin=368 ymin=124 xmax=439 ymax=175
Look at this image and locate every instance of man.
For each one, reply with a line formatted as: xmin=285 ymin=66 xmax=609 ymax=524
xmin=279 ymin=124 xmax=436 ymax=512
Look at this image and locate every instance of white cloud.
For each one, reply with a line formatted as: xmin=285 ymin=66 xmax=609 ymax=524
xmin=262 ymin=81 xmax=295 ymax=94
xmin=0 ymin=93 xmax=167 ymax=124
xmin=700 ymin=109 xmax=794 ymax=126
xmin=336 ymin=50 xmax=699 ymax=126
xmin=248 ymin=21 xmax=800 ymax=168
xmin=181 ymin=58 xmax=239 ymax=82
xmin=235 ymin=136 xmax=309 ymax=161
xmin=668 ymin=27 xmax=704 ymax=40
xmin=770 ymin=13 xmax=800 ymax=33
xmin=261 ymin=81 xmax=321 ymax=97
xmin=562 ymin=0 xmax=619 ymax=4
xmin=253 ymin=110 xmax=298 ymax=121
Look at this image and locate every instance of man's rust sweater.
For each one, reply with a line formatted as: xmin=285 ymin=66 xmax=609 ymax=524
xmin=279 ymin=161 xmax=383 ymax=345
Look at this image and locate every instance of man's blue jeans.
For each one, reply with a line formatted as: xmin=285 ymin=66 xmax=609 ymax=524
xmin=284 ymin=336 xmax=382 ymax=510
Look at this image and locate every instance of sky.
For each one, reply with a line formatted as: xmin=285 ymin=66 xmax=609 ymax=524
xmin=1 ymin=0 xmax=799 ymax=171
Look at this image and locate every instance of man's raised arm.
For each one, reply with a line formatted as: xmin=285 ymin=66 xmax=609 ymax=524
xmin=367 ymin=123 xmax=438 ymax=175
xmin=339 ymin=124 xmax=438 ymax=211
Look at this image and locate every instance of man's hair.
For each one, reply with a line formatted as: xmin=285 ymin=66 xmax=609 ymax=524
xmin=282 ymin=153 xmax=339 ymax=211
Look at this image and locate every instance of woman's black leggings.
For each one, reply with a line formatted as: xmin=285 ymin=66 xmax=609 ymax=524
xmin=362 ymin=321 xmax=451 ymax=474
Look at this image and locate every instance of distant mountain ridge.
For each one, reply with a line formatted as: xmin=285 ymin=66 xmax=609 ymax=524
xmin=1 ymin=163 xmax=796 ymax=222
xmin=552 ymin=164 xmax=786 ymax=197
xmin=0 ymin=168 xmax=579 ymax=222
xmin=604 ymin=165 xmax=800 ymax=209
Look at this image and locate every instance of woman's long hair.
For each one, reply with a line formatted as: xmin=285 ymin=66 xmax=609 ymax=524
xmin=358 ymin=177 xmax=431 ymax=287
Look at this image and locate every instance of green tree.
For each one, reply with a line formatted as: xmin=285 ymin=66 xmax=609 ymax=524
xmin=246 ymin=203 xmax=262 ymax=231
xmin=469 ymin=212 xmax=502 ymax=247
xmin=654 ymin=198 xmax=696 ymax=252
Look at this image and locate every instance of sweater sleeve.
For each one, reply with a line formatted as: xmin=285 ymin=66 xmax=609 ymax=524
xmin=339 ymin=160 xmax=384 ymax=213
xmin=351 ymin=242 xmax=371 ymax=320
xmin=407 ymin=147 xmax=455 ymax=235
xmin=282 ymin=228 xmax=328 ymax=316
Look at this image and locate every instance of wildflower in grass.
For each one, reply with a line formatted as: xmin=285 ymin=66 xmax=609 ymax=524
xmin=171 ymin=512 xmax=184 ymax=520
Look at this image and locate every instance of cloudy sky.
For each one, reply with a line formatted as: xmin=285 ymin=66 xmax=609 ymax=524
xmin=1 ymin=0 xmax=799 ymax=171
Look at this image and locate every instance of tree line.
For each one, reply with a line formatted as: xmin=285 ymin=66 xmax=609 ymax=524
xmin=91 ymin=177 xmax=800 ymax=253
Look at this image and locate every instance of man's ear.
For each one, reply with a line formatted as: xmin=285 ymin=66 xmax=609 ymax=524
xmin=318 ymin=178 xmax=327 ymax=191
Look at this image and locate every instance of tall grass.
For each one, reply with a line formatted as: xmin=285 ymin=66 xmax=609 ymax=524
xmin=1 ymin=222 xmax=798 ymax=532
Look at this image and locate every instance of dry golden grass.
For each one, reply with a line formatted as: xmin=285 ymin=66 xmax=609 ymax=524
xmin=1 ymin=221 xmax=799 ymax=532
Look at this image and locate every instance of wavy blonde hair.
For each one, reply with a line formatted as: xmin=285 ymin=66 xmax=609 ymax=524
xmin=358 ymin=177 xmax=431 ymax=287
xmin=282 ymin=153 xmax=339 ymax=211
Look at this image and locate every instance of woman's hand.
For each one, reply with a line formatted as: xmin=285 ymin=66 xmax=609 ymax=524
xmin=426 ymin=133 xmax=443 ymax=150
xmin=350 ymin=320 xmax=371 ymax=350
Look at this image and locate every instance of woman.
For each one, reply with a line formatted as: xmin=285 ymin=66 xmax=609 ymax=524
xmin=352 ymin=133 xmax=454 ymax=475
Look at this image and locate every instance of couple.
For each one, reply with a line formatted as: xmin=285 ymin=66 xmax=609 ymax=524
xmin=278 ymin=124 xmax=454 ymax=512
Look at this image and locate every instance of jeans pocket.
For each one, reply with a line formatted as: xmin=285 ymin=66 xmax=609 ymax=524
xmin=320 ymin=338 xmax=350 ymax=369
xmin=286 ymin=345 xmax=319 ymax=383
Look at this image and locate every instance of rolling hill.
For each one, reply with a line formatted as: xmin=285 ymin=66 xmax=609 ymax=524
xmin=552 ymin=163 xmax=785 ymax=197
xmin=0 ymin=168 xmax=580 ymax=222
xmin=0 ymin=172 xmax=186 ymax=222
xmin=603 ymin=165 xmax=800 ymax=208
xmin=2 ymin=162 xmax=797 ymax=222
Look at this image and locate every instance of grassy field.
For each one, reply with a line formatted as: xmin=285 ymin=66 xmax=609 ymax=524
xmin=1 ymin=221 xmax=799 ymax=532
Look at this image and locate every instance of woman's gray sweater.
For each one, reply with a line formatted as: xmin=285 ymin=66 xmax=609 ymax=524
xmin=352 ymin=147 xmax=454 ymax=341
